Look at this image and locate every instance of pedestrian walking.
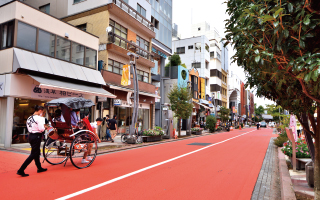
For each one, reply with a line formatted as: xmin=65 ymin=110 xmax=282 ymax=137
xmin=257 ymin=122 xmax=260 ymax=130
xmin=17 ymin=105 xmax=48 ymax=177
xmin=105 ymin=115 xmax=112 ymax=141
xmin=108 ymin=115 xmax=118 ymax=143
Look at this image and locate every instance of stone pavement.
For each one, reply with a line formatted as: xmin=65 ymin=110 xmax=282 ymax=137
xmin=251 ymin=129 xmax=281 ymax=200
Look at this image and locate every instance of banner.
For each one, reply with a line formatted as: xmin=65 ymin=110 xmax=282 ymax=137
xmin=289 ymin=115 xmax=298 ymax=140
xmin=121 ymin=64 xmax=131 ymax=86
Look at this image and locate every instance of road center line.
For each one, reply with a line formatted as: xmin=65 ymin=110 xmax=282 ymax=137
xmin=56 ymin=130 xmax=255 ymax=200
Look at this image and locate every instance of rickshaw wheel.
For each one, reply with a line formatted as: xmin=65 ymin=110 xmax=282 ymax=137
xmin=70 ymin=132 xmax=98 ymax=169
xmin=43 ymin=138 xmax=68 ymax=165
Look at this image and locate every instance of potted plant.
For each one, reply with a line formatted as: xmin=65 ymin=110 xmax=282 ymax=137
xmin=191 ymin=127 xmax=204 ymax=135
xmin=142 ymin=127 xmax=164 ymax=142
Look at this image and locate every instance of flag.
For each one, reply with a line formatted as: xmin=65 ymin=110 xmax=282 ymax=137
xmin=121 ymin=64 xmax=131 ymax=86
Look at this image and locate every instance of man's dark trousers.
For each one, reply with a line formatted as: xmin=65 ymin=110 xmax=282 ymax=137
xmin=18 ymin=133 xmax=42 ymax=172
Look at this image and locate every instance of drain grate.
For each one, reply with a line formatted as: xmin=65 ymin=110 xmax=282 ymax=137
xmin=187 ymin=143 xmax=212 ymax=146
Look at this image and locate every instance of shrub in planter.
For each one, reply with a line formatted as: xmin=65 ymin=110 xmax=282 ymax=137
xmin=274 ymin=131 xmax=288 ymax=147
xmin=143 ymin=128 xmax=164 ymax=136
xmin=216 ymin=127 xmax=222 ymax=131
xmin=206 ymin=115 xmax=217 ymax=132
xmin=191 ymin=127 xmax=204 ymax=132
xmin=235 ymin=125 xmax=239 ymax=129
xmin=281 ymin=138 xmax=311 ymax=158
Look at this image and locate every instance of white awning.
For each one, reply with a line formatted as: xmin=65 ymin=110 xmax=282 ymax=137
xmin=109 ymin=85 xmax=161 ymax=98
xmin=199 ymin=103 xmax=210 ymax=109
xmin=13 ymin=48 xmax=105 ymax=85
xmin=30 ymin=75 xmax=116 ymax=98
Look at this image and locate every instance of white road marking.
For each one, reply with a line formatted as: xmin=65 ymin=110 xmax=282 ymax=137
xmin=56 ymin=130 xmax=256 ymax=200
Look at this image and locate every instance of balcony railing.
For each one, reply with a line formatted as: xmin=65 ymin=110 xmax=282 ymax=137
xmin=112 ymin=0 xmax=154 ymax=31
xmin=108 ymin=33 xmax=154 ymax=61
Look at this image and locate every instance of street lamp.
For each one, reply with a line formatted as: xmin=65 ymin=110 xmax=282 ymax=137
xmin=126 ymin=52 xmax=139 ymax=144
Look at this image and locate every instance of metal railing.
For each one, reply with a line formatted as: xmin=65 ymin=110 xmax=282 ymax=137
xmin=108 ymin=33 xmax=153 ymax=61
xmin=112 ymin=0 xmax=154 ymax=31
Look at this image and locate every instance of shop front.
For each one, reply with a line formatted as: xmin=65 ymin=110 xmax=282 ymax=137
xmin=104 ymin=85 xmax=157 ymax=134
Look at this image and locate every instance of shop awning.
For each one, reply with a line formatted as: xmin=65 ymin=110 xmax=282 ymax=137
xmin=13 ymin=48 xmax=105 ymax=85
xmin=199 ymin=103 xmax=211 ymax=109
xmin=108 ymin=85 xmax=161 ymax=98
xmin=29 ymin=75 xmax=116 ymax=98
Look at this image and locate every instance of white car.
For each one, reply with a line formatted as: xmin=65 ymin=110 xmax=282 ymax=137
xmin=268 ymin=122 xmax=275 ymax=127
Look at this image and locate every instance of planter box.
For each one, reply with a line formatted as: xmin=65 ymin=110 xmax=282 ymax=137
xmin=192 ymin=131 xmax=202 ymax=135
xmin=142 ymin=135 xmax=162 ymax=142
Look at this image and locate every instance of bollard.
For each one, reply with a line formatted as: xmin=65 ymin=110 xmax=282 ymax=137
xmin=230 ymin=126 xmax=233 ymax=131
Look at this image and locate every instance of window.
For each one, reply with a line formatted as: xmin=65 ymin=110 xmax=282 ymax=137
xmin=136 ymin=35 xmax=150 ymax=51
xmin=107 ymin=59 xmax=123 ymax=75
xmin=195 ymin=43 xmax=201 ymax=51
xmin=109 ymin=19 xmax=127 ymax=48
xmin=192 ymin=62 xmax=201 ymax=68
xmin=0 ymin=21 xmax=14 ymax=50
xmin=151 ymin=16 xmax=159 ymax=29
xmin=72 ymin=42 xmax=84 ymax=65
xmin=39 ymin=4 xmax=50 ymax=14
xmin=17 ymin=22 xmax=37 ymax=51
xmin=38 ymin=29 xmax=55 ymax=56
xmin=205 ymin=44 xmax=209 ymax=52
xmin=76 ymin=23 xmax=87 ymax=32
xmin=176 ymin=47 xmax=185 ymax=54
xmin=217 ymin=52 xmax=221 ymax=59
xmin=56 ymin=36 xmax=70 ymax=61
xmin=205 ymin=61 xmax=209 ymax=69
xmin=210 ymin=84 xmax=221 ymax=92
xmin=85 ymin=47 xmax=97 ymax=69
xmin=194 ymin=91 xmax=198 ymax=99
xmin=73 ymin=0 xmax=85 ymax=4
xmin=194 ymin=77 xmax=198 ymax=84
xmin=137 ymin=4 xmax=146 ymax=18
xmin=137 ymin=69 xmax=149 ymax=83
xmin=210 ymin=69 xmax=222 ymax=79
xmin=188 ymin=45 xmax=193 ymax=49
xmin=210 ymin=51 xmax=214 ymax=58
xmin=198 ymin=27 xmax=201 ymax=31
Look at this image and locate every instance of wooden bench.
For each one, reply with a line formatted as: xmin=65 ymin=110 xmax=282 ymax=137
xmin=296 ymin=158 xmax=312 ymax=170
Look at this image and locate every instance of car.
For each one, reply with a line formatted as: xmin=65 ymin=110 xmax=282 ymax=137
xmin=268 ymin=122 xmax=275 ymax=127
xmin=260 ymin=121 xmax=267 ymax=128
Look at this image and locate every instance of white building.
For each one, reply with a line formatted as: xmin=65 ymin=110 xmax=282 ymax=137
xmin=228 ymin=71 xmax=241 ymax=118
xmin=172 ymin=36 xmax=210 ymax=98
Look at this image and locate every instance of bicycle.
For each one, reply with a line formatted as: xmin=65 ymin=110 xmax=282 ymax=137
xmin=121 ymin=130 xmax=143 ymax=144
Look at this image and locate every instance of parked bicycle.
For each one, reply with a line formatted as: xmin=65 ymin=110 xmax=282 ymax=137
xmin=121 ymin=130 xmax=143 ymax=144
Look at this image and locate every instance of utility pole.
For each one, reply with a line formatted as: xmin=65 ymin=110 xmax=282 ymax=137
xmin=127 ymin=52 xmax=139 ymax=144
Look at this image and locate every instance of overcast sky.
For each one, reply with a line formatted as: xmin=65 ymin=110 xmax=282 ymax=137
xmin=172 ymin=0 xmax=275 ymax=108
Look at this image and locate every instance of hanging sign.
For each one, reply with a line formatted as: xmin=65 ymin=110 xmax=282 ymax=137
xmin=114 ymin=99 xmax=122 ymax=106
xmin=0 ymin=82 xmax=4 ymax=97
xmin=121 ymin=64 xmax=131 ymax=86
xmin=31 ymin=85 xmax=83 ymax=100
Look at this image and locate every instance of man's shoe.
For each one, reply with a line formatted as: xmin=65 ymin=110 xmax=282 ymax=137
xmin=111 ymin=139 xmax=114 ymax=143
xmin=81 ymin=159 xmax=89 ymax=164
xmin=37 ymin=168 xmax=47 ymax=173
xmin=17 ymin=171 xmax=29 ymax=177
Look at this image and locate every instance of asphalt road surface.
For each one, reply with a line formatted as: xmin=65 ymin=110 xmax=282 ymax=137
xmin=0 ymin=128 xmax=276 ymax=200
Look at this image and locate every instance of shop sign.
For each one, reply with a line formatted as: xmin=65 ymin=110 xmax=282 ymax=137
xmin=114 ymin=99 xmax=122 ymax=106
xmin=0 ymin=82 xmax=3 ymax=97
xmin=31 ymin=85 xmax=83 ymax=100
xmin=97 ymin=96 xmax=107 ymax=102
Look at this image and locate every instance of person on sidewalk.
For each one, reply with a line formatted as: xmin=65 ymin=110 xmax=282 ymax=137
xmin=17 ymin=105 xmax=48 ymax=177
xmin=108 ymin=115 xmax=118 ymax=143
xmin=105 ymin=115 xmax=112 ymax=141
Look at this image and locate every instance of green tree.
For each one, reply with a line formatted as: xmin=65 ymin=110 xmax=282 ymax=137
xmin=165 ymin=53 xmax=181 ymax=68
xmin=206 ymin=115 xmax=217 ymax=133
xmin=254 ymin=104 xmax=265 ymax=117
xmin=225 ymin=0 xmax=320 ymax=197
xmin=220 ymin=106 xmax=230 ymax=123
xmin=167 ymin=85 xmax=193 ymax=137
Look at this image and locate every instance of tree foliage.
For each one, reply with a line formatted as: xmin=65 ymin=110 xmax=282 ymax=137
xmin=254 ymin=104 xmax=265 ymax=117
xmin=220 ymin=106 xmax=230 ymax=122
xmin=225 ymin=0 xmax=320 ymax=197
xmin=167 ymin=85 xmax=193 ymax=136
xmin=165 ymin=53 xmax=182 ymax=68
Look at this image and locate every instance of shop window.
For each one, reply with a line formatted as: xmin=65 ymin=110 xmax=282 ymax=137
xmin=38 ymin=29 xmax=55 ymax=56
xmin=17 ymin=21 xmax=37 ymax=51
xmin=39 ymin=3 xmax=50 ymax=14
xmin=56 ymin=36 xmax=70 ymax=61
xmin=0 ymin=20 xmax=14 ymax=50
xmin=72 ymin=42 xmax=84 ymax=65
xmin=85 ymin=47 xmax=97 ymax=69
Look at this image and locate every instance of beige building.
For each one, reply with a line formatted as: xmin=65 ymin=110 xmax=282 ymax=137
xmin=60 ymin=1 xmax=159 ymax=133
xmin=0 ymin=1 xmax=115 ymax=148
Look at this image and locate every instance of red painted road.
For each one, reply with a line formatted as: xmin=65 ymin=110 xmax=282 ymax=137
xmin=0 ymin=128 xmax=276 ymax=200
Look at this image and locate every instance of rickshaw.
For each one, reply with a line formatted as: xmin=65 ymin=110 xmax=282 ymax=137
xmin=42 ymin=97 xmax=98 ymax=169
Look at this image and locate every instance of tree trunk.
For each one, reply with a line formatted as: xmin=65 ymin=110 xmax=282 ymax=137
xmin=178 ymin=118 xmax=181 ymax=137
xmin=315 ymin=133 xmax=320 ymax=199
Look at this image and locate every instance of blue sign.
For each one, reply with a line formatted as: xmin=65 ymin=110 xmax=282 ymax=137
xmin=208 ymin=97 xmax=212 ymax=101
xmin=152 ymin=47 xmax=167 ymax=59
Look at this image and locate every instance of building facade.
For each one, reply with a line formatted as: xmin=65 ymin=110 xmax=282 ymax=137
xmin=228 ymin=71 xmax=241 ymax=122
xmin=61 ymin=0 xmax=159 ymax=133
xmin=0 ymin=0 xmax=116 ymax=147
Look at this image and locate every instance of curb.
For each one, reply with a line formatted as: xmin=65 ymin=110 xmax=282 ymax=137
xmin=278 ymin=147 xmax=297 ymax=200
